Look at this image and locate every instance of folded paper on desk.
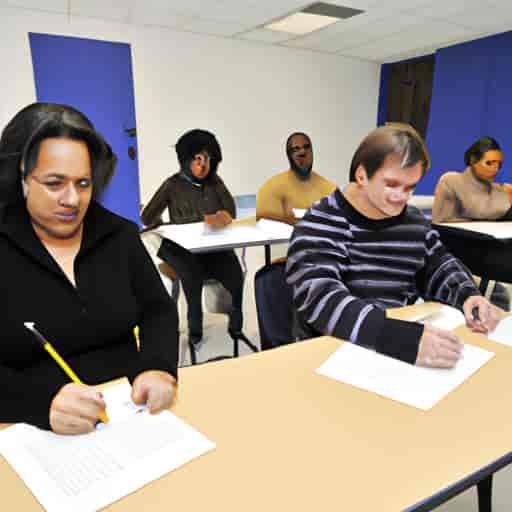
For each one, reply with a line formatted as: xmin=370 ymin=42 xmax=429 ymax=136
xmin=488 ymin=316 xmax=512 ymax=346
xmin=317 ymin=342 xmax=494 ymax=410
xmin=0 ymin=380 xmax=215 ymax=512
xmin=407 ymin=304 xmax=466 ymax=331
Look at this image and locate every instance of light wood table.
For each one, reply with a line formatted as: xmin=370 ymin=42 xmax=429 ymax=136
xmin=3 ymin=327 xmax=512 ymax=511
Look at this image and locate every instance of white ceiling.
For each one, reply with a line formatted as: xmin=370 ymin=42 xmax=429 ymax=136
xmin=2 ymin=0 xmax=512 ymax=62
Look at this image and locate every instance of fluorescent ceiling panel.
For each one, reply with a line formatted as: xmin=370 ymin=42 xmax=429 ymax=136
xmin=265 ymin=12 xmax=340 ymax=34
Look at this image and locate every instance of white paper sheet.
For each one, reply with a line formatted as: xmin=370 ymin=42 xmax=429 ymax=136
xmin=438 ymin=221 xmax=512 ymax=239
xmin=317 ymin=342 xmax=494 ymax=410
xmin=81 ymin=380 xmax=146 ymax=431
xmin=407 ymin=304 xmax=466 ymax=331
xmin=488 ymin=316 xmax=512 ymax=346
xmin=0 ymin=382 xmax=215 ymax=512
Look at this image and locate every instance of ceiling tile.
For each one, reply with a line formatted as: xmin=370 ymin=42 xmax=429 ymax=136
xmin=283 ymin=11 xmax=385 ymax=48
xmin=330 ymin=13 xmax=425 ymax=50
xmin=445 ymin=6 xmax=512 ymax=30
xmin=489 ymin=0 xmax=512 ymax=8
xmin=339 ymin=20 xmax=474 ymax=61
xmin=181 ymin=18 xmax=255 ymax=37
xmin=70 ymin=0 xmax=131 ymax=23
xmin=156 ymin=0 xmax=217 ymax=18
xmin=3 ymin=0 xmax=67 ymax=12
xmin=326 ymin=0 xmax=380 ymax=8
xmin=238 ymin=27 xmax=298 ymax=43
xmin=367 ymin=0 xmax=433 ymax=9
xmin=408 ymin=0 xmax=495 ymax=20
xmin=286 ymin=13 xmax=424 ymax=51
xmin=196 ymin=1 xmax=310 ymax=26
xmin=131 ymin=1 xmax=191 ymax=29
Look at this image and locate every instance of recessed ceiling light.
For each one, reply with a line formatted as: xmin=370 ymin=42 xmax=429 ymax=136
xmin=265 ymin=12 xmax=339 ymax=35
xmin=264 ymin=3 xmax=364 ymax=35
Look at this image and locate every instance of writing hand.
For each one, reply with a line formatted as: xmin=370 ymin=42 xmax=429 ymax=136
xmin=50 ymin=383 xmax=106 ymax=435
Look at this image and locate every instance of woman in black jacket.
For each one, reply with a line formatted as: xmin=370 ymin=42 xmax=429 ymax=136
xmin=141 ymin=129 xmax=245 ymax=349
xmin=0 ymin=103 xmax=178 ymax=434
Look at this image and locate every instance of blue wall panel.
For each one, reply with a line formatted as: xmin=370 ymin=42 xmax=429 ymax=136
xmin=29 ymin=33 xmax=141 ymax=225
xmin=378 ymin=31 xmax=512 ymax=195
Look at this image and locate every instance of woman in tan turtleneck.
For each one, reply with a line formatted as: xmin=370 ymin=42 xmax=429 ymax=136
xmin=432 ymin=137 xmax=512 ymax=223
xmin=432 ymin=136 xmax=512 ymax=311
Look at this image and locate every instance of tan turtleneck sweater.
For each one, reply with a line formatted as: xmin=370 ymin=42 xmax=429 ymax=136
xmin=432 ymin=167 xmax=512 ymax=223
xmin=256 ymin=170 xmax=336 ymax=224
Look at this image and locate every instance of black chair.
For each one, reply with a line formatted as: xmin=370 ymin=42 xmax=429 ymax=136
xmin=434 ymin=223 xmax=511 ymax=310
xmin=254 ymin=260 xmax=296 ymax=350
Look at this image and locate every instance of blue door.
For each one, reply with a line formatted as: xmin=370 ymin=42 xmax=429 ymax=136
xmin=29 ymin=33 xmax=140 ymax=225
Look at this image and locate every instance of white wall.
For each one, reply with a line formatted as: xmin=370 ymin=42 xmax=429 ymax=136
xmin=0 ymin=6 xmax=380 ymax=203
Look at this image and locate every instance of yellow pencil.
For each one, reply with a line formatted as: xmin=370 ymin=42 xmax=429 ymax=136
xmin=133 ymin=325 xmax=141 ymax=352
xmin=24 ymin=322 xmax=110 ymax=424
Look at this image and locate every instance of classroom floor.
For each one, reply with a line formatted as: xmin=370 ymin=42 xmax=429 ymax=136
xmin=174 ymin=240 xmax=512 ymax=511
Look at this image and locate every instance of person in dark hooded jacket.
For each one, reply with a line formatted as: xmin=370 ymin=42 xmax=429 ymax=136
xmin=141 ymin=129 xmax=244 ymax=349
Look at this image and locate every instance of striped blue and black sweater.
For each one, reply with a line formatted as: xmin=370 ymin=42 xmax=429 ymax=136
xmin=285 ymin=189 xmax=480 ymax=364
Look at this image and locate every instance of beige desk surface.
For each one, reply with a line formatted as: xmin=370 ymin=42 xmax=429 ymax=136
xmin=3 ymin=324 xmax=512 ymax=511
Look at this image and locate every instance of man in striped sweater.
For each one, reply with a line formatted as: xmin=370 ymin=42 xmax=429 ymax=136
xmin=286 ymin=125 xmax=500 ymax=367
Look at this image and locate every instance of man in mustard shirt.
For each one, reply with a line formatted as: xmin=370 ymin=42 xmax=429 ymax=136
xmin=256 ymin=132 xmax=336 ymax=224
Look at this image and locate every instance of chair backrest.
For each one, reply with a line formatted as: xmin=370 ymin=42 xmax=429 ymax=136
xmin=254 ymin=260 xmax=295 ymax=350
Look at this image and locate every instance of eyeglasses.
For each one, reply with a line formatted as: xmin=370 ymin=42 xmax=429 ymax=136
xmin=193 ymin=152 xmax=211 ymax=162
xmin=289 ymin=143 xmax=311 ymax=155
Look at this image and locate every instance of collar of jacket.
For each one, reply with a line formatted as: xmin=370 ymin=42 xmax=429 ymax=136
xmin=179 ymin=170 xmax=203 ymax=188
xmin=0 ymin=200 xmax=127 ymax=277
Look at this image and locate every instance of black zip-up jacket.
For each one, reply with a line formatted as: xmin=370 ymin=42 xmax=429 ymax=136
xmin=0 ymin=201 xmax=178 ymax=429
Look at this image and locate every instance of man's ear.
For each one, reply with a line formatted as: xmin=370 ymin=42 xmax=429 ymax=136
xmin=355 ymin=165 xmax=368 ymax=186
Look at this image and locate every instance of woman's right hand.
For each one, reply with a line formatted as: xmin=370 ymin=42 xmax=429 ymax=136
xmin=49 ymin=383 xmax=107 ymax=435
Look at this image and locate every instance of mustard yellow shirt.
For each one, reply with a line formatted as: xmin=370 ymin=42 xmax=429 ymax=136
xmin=256 ymin=170 xmax=336 ymax=223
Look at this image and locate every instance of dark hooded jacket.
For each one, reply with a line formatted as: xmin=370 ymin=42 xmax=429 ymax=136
xmin=141 ymin=129 xmax=236 ymax=226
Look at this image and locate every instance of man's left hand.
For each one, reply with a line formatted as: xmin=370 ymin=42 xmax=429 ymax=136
xmin=462 ymin=295 xmax=501 ymax=333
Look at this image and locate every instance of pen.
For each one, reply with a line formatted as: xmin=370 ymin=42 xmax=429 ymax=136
xmin=133 ymin=325 xmax=141 ymax=352
xmin=24 ymin=322 xmax=110 ymax=424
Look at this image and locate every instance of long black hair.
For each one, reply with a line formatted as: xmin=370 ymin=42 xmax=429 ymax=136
xmin=0 ymin=103 xmax=116 ymax=205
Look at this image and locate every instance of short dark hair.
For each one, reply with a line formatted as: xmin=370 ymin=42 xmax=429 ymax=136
xmin=464 ymin=137 xmax=501 ymax=166
xmin=349 ymin=124 xmax=430 ymax=182
xmin=0 ymin=103 xmax=116 ymax=204
xmin=286 ymin=132 xmax=311 ymax=154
